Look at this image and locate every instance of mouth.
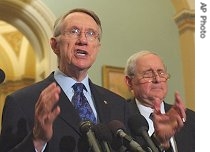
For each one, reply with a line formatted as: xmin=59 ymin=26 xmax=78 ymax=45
xmin=75 ymin=49 xmax=88 ymax=57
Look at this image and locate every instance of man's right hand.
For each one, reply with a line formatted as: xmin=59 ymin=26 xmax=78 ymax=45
xmin=33 ymin=82 xmax=61 ymax=151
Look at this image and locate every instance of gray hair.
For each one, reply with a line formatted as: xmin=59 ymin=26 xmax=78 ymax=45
xmin=52 ymin=8 xmax=102 ymax=41
xmin=124 ymin=50 xmax=166 ymax=77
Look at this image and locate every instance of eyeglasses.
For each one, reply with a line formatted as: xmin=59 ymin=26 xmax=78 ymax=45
xmin=135 ymin=69 xmax=170 ymax=83
xmin=62 ymin=27 xmax=99 ymax=41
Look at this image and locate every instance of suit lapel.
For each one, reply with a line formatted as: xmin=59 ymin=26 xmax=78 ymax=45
xmin=55 ymin=78 xmax=113 ymax=135
xmin=50 ymin=75 xmax=117 ymax=134
xmin=47 ymin=73 xmax=81 ymax=135
xmin=57 ymin=90 xmax=81 ymax=135
xmin=89 ymin=80 xmax=111 ymax=123
xmin=127 ymin=98 xmax=141 ymax=115
xmin=163 ymin=102 xmax=171 ymax=112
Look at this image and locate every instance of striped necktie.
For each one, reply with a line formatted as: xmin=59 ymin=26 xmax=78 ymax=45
xmin=72 ymin=83 xmax=96 ymax=124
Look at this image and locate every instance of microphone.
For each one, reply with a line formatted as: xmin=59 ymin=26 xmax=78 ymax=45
xmin=92 ymin=123 xmax=112 ymax=152
xmin=79 ymin=121 xmax=102 ymax=152
xmin=128 ymin=114 xmax=159 ymax=152
xmin=107 ymin=120 xmax=145 ymax=152
xmin=0 ymin=68 xmax=5 ymax=84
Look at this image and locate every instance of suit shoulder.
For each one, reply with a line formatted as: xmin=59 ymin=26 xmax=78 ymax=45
xmin=186 ymin=108 xmax=195 ymax=123
xmin=91 ymin=83 xmax=126 ymax=101
xmin=95 ymin=84 xmax=125 ymax=97
xmin=8 ymin=74 xmax=55 ymax=100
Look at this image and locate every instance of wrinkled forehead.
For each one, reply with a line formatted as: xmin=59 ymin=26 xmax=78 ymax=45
xmin=62 ymin=12 xmax=100 ymax=32
xmin=136 ymin=54 xmax=166 ymax=71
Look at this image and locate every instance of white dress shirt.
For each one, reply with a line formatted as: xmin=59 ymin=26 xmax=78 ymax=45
xmin=135 ymin=98 xmax=178 ymax=152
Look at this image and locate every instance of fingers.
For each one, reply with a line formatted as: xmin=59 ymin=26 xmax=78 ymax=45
xmin=152 ymin=92 xmax=186 ymax=146
xmin=174 ymin=91 xmax=186 ymax=122
xmin=168 ymin=107 xmax=184 ymax=129
xmin=46 ymin=106 xmax=61 ymax=125
xmin=33 ymin=82 xmax=61 ymax=141
xmin=36 ymin=83 xmax=60 ymax=114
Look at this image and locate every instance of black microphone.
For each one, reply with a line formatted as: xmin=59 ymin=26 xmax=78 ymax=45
xmin=0 ymin=68 xmax=5 ymax=84
xmin=92 ymin=123 xmax=112 ymax=152
xmin=128 ymin=114 xmax=159 ymax=152
xmin=107 ymin=120 xmax=145 ymax=152
xmin=79 ymin=121 xmax=102 ymax=152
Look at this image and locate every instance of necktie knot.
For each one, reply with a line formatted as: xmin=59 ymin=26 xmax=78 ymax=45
xmin=149 ymin=113 xmax=153 ymax=120
xmin=73 ymin=83 xmax=84 ymax=93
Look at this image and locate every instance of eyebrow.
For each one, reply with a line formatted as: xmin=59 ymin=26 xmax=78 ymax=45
xmin=66 ymin=26 xmax=97 ymax=31
xmin=142 ymin=68 xmax=165 ymax=73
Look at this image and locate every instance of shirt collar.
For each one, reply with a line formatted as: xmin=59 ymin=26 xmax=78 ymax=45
xmin=54 ymin=69 xmax=90 ymax=94
xmin=135 ymin=98 xmax=165 ymax=119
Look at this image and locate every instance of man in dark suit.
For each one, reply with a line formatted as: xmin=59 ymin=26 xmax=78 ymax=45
xmin=0 ymin=8 xmax=191 ymax=152
xmin=0 ymin=74 xmax=130 ymax=152
xmin=0 ymin=8 xmax=130 ymax=152
xmin=124 ymin=50 xmax=195 ymax=152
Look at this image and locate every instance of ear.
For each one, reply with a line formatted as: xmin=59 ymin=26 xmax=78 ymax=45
xmin=125 ymin=75 xmax=133 ymax=90
xmin=50 ymin=37 xmax=60 ymax=55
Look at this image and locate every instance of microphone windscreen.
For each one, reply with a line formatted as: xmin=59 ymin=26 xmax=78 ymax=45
xmin=59 ymin=136 xmax=76 ymax=152
xmin=79 ymin=120 xmax=93 ymax=134
xmin=107 ymin=120 xmax=126 ymax=134
xmin=92 ymin=123 xmax=112 ymax=142
xmin=128 ymin=114 xmax=149 ymax=135
xmin=0 ymin=68 xmax=5 ymax=84
xmin=106 ymin=120 xmax=127 ymax=150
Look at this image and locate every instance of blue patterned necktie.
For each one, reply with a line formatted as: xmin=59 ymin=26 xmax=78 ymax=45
xmin=72 ymin=83 xmax=96 ymax=124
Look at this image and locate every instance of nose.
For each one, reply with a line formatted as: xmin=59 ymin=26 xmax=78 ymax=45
xmin=77 ymin=32 xmax=88 ymax=42
xmin=150 ymin=72 xmax=161 ymax=83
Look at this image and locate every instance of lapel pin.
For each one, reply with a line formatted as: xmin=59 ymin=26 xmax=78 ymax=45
xmin=104 ymin=100 xmax=108 ymax=104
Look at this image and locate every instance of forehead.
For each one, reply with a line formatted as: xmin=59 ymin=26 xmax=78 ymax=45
xmin=136 ymin=54 xmax=165 ymax=71
xmin=62 ymin=12 xmax=99 ymax=30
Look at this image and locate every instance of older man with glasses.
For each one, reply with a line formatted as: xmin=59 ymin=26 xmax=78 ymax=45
xmin=124 ymin=50 xmax=195 ymax=152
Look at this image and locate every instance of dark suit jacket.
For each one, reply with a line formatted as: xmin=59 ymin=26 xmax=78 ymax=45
xmin=0 ymin=72 xmax=131 ymax=152
xmin=127 ymin=98 xmax=195 ymax=152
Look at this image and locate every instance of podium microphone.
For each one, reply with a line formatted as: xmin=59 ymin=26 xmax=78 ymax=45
xmin=128 ymin=114 xmax=159 ymax=152
xmin=107 ymin=120 xmax=145 ymax=152
xmin=92 ymin=123 xmax=112 ymax=152
xmin=80 ymin=121 xmax=102 ymax=152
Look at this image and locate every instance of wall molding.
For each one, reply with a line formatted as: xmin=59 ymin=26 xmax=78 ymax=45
xmin=0 ymin=0 xmax=56 ymax=80
xmin=173 ymin=9 xmax=195 ymax=33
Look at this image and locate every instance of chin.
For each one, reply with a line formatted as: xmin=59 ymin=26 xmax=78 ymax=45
xmin=152 ymin=94 xmax=165 ymax=100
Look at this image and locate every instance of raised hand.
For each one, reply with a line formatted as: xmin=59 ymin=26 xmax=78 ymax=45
xmin=152 ymin=92 xmax=186 ymax=148
xmin=33 ymin=82 xmax=61 ymax=151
